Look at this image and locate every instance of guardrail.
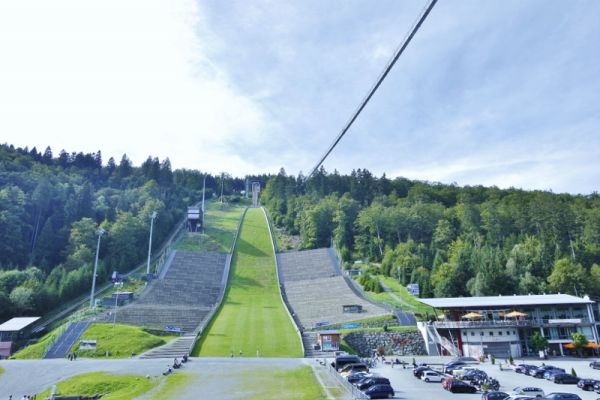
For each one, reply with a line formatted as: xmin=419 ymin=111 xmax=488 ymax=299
xmin=262 ymin=206 xmax=306 ymax=356
xmin=327 ymin=364 xmax=369 ymax=400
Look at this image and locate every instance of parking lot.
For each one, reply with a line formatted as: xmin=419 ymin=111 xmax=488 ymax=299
xmin=361 ymin=357 xmax=600 ymax=400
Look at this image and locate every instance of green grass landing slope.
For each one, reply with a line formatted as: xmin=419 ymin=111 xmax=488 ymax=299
xmin=193 ymin=208 xmax=302 ymax=357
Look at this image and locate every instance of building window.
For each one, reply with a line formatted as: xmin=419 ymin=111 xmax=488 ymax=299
xmin=498 ymin=331 xmax=503 ymax=336
xmin=507 ymin=331 xmax=510 ymax=336
xmin=462 ymin=331 xmax=466 ymax=336
xmin=489 ymin=332 xmax=494 ymax=336
xmin=513 ymin=331 xmax=516 ymax=335
xmin=480 ymin=332 xmax=484 ymax=336
xmin=471 ymin=332 xmax=475 ymax=336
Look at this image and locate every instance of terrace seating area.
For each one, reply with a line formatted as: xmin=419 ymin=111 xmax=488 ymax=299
xmin=101 ymin=251 xmax=227 ymax=333
xmin=277 ymin=248 xmax=388 ymax=330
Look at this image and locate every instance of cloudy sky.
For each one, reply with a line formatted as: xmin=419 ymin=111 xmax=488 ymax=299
xmin=0 ymin=0 xmax=598 ymax=193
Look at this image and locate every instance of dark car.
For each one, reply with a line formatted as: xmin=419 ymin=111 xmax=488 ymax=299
xmin=363 ymin=383 xmax=394 ymax=399
xmin=589 ymin=361 xmax=600 ymax=369
xmin=481 ymin=391 xmax=510 ymax=400
xmin=541 ymin=393 xmax=582 ymax=400
xmin=463 ymin=369 xmax=488 ymax=383
xmin=449 ymin=380 xmax=478 ymax=393
xmin=347 ymin=372 xmax=371 ymax=384
xmin=446 ymin=361 xmax=468 ymax=374
xmin=544 ymin=369 xmax=566 ymax=380
xmin=551 ymin=373 xmax=580 ymax=384
xmin=522 ymin=365 xmax=540 ymax=375
xmin=515 ymin=364 xmax=537 ymax=374
xmin=340 ymin=363 xmax=369 ymax=376
xmin=531 ymin=366 xmax=560 ymax=378
xmin=334 ymin=355 xmax=362 ymax=371
xmin=413 ymin=366 xmax=432 ymax=378
xmin=577 ymin=379 xmax=598 ymax=391
xmin=357 ymin=377 xmax=391 ymax=391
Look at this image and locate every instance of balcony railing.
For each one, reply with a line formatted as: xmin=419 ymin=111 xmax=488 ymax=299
xmin=433 ymin=318 xmax=590 ymax=329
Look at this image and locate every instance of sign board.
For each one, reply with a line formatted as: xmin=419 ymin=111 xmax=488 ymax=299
xmin=315 ymin=322 xmax=330 ymax=328
xmin=407 ymin=283 xmax=420 ymax=296
xmin=342 ymin=324 xmax=359 ymax=329
xmin=79 ymin=340 xmax=97 ymax=351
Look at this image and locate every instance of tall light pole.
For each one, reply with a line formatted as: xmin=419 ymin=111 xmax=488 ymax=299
xmin=146 ymin=211 xmax=158 ymax=275
xmin=201 ymin=174 xmax=207 ymax=232
xmin=89 ymin=227 xmax=105 ymax=309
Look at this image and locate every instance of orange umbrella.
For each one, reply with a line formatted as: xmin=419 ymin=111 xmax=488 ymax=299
xmin=505 ymin=311 xmax=528 ymax=318
xmin=462 ymin=312 xmax=483 ymax=319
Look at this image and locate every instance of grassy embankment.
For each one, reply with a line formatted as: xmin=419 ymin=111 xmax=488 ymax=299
xmin=177 ymin=202 xmax=247 ymax=253
xmin=11 ymin=322 xmax=67 ymax=359
xmin=359 ymin=274 xmax=430 ymax=316
xmin=0 ymin=365 xmax=4 ymax=377
xmin=193 ymin=208 xmax=302 ymax=357
xmin=37 ymin=372 xmax=157 ymax=400
xmin=70 ymin=323 xmax=176 ymax=358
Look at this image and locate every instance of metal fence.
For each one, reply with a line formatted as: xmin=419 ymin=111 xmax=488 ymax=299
xmin=327 ymin=364 xmax=369 ymax=400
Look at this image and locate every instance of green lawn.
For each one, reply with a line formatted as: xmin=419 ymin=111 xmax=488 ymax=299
xmin=241 ymin=366 xmax=327 ymax=400
xmin=193 ymin=208 xmax=302 ymax=357
xmin=37 ymin=372 xmax=157 ymax=400
xmin=71 ymin=323 xmax=175 ymax=358
xmin=11 ymin=323 xmax=66 ymax=359
xmin=379 ymin=276 xmax=431 ymax=315
xmin=149 ymin=372 xmax=194 ymax=399
xmin=0 ymin=365 xmax=4 ymax=378
xmin=177 ymin=202 xmax=245 ymax=253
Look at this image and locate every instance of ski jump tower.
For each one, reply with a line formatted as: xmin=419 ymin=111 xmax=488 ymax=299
xmin=251 ymin=182 xmax=261 ymax=207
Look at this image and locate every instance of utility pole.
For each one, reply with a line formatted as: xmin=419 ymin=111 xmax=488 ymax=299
xmin=113 ymin=281 xmax=123 ymax=328
xmin=201 ymin=174 xmax=207 ymax=232
xmin=146 ymin=211 xmax=158 ymax=275
xmin=220 ymin=173 xmax=224 ymax=203
xmin=89 ymin=227 xmax=105 ymax=309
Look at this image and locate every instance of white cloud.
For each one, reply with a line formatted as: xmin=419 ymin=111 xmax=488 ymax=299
xmin=0 ymin=0 xmax=268 ymax=174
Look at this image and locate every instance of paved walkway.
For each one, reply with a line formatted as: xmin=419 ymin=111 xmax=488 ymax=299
xmin=0 ymin=357 xmax=348 ymax=399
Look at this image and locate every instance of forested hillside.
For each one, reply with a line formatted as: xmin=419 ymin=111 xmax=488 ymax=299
xmin=262 ymin=168 xmax=600 ymax=299
xmin=0 ymin=144 xmax=265 ymax=321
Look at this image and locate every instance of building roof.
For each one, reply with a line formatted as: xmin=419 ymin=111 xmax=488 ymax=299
xmin=418 ymin=294 xmax=593 ymax=309
xmin=318 ymin=330 xmax=341 ymax=335
xmin=0 ymin=317 xmax=41 ymax=332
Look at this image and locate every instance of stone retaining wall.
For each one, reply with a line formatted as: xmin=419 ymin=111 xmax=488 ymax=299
xmin=344 ymin=330 xmax=427 ymax=357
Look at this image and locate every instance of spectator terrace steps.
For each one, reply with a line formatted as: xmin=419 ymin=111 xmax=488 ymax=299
xmin=277 ymin=248 xmax=389 ymax=331
xmin=100 ymin=250 xmax=227 ymax=334
xmin=44 ymin=320 xmax=91 ymax=359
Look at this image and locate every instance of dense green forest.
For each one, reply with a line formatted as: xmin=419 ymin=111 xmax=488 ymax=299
xmin=0 ymin=144 xmax=267 ymax=321
xmin=262 ymin=168 xmax=600 ymax=299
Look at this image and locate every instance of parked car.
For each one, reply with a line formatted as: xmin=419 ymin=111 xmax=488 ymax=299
xmin=481 ymin=392 xmax=510 ymax=400
xmin=453 ymin=366 xmax=478 ymax=378
xmin=363 ymin=383 xmax=394 ymax=399
xmin=544 ymin=369 xmax=566 ymax=380
xmin=551 ymin=373 xmax=580 ymax=384
xmin=463 ymin=369 xmax=488 ymax=383
xmin=589 ymin=361 xmax=600 ymax=369
xmin=446 ymin=361 xmax=468 ymax=373
xmin=505 ymin=397 xmax=536 ymax=400
xmin=448 ymin=380 xmax=478 ymax=394
xmin=413 ymin=366 xmax=432 ymax=378
xmin=577 ymin=379 xmax=598 ymax=391
xmin=347 ymin=372 xmax=373 ymax=384
xmin=531 ymin=366 xmax=560 ymax=378
xmin=593 ymin=381 xmax=600 ymax=393
xmin=340 ymin=363 xmax=369 ymax=378
xmin=541 ymin=393 xmax=582 ymax=400
xmin=515 ymin=364 xmax=537 ymax=374
xmin=357 ymin=377 xmax=391 ymax=391
xmin=521 ymin=365 xmax=540 ymax=375
xmin=512 ymin=387 xmax=545 ymax=397
xmin=452 ymin=356 xmax=480 ymax=364
xmin=421 ymin=371 xmax=444 ymax=382
xmin=334 ymin=355 xmax=362 ymax=371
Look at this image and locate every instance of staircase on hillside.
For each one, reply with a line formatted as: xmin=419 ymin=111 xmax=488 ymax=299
xmin=44 ymin=320 xmax=91 ymax=359
xmin=99 ymin=251 xmax=227 ymax=334
xmin=139 ymin=335 xmax=196 ymax=359
xmin=301 ymin=332 xmax=332 ymax=358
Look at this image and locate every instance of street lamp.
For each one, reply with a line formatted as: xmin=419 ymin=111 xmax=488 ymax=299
xmin=146 ymin=211 xmax=158 ymax=275
xmin=201 ymin=174 xmax=207 ymax=232
xmin=113 ymin=281 xmax=124 ymax=329
xmin=89 ymin=227 xmax=105 ymax=309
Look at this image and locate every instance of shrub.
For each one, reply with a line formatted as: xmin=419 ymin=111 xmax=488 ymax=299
xmin=508 ymin=354 xmax=514 ymax=365
xmin=571 ymin=367 xmax=577 ymax=377
xmin=491 ymin=355 xmax=495 ymax=365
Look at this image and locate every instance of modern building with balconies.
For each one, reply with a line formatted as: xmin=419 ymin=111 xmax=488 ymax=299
xmin=416 ymin=294 xmax=598 ymax=358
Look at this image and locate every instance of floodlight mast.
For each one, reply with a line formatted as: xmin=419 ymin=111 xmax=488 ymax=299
xmin=89 ymin=227 xmax=105 ymax=309
xmin=201 ymin=174 xmax=207 ymax=232
xmin=146 ymin=211 xmax=158 ymax=275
